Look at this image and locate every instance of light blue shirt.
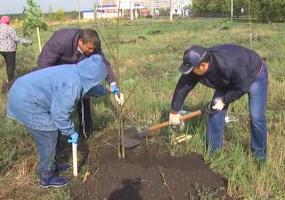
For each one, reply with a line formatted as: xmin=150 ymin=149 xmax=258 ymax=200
xmin=7 ymin=55 xmax=107 ymax=136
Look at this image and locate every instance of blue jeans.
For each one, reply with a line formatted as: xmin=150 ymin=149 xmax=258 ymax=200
xmin=207 ymin=63 xmax=268 ymax=160
xmin=28 ymin=128 xmax=58 ymax=174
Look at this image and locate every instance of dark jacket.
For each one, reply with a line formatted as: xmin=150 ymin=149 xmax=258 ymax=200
xmin=37 ymin=28 xmax=116 ymax=84
xmin=172 ymin=44 xmax=263 ymax=112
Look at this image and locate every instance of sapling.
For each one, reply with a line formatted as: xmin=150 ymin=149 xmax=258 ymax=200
xmin=23 ymin=0 xmax=47 ymax=53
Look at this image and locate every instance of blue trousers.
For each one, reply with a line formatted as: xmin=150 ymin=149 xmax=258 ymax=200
xmin=207 ymin=63 xmax=268 ymax=160
xmin=28 ymin=128 xmax=58 ymax=174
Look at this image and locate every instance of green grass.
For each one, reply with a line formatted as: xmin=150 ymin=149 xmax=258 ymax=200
xmin=0 ymin=17 xmax=285 ymax=199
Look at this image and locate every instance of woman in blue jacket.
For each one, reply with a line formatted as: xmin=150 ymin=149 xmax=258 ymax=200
xmin=7 ymin=55 xmax=107 ymax=188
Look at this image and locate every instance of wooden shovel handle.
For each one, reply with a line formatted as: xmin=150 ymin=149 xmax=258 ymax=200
xmin=148 ymin=110 xmax=202 ymax=132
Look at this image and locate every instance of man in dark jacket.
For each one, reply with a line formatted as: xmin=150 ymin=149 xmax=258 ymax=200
xmin=169 ymin=44 xmax=268 ymax=161
xmin=38 ymin=28 xmax=124 ymax=138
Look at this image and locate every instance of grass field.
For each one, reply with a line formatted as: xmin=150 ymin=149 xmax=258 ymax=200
xmin=0 ymin=17 xmax=285 ymax=199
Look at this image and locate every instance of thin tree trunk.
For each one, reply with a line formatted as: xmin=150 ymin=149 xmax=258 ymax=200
xmin=231 ymin=0 xmax=233 ymax=21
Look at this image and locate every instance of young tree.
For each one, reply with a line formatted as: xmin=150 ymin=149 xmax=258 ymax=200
xmin=23 ymin=0 xmax=47 ymax=52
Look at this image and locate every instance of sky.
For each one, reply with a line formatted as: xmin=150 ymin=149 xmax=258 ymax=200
xmin=0 ymin=0 xmax=97 ymax=15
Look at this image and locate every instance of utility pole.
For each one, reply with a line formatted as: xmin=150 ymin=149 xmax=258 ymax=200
xmin=231 ymin=0 xmax=233 ymax=21
xmin=130 ymin=0 xmax=133 ymax=20
xmin=93 ymin=0 xmax=98 ymax=20
xmin=248 ymin=0 xmax=252 ymax=48
xmin=77 ymin=0 xmax=81 ymax=22
xmin=170 ymin=0 xmax=173 ymax=21
xmin=152 ymin=0 xmax=155 ymax=18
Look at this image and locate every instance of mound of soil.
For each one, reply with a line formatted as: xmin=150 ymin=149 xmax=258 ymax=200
xmin=70 ymin=133 xmax=230 ymax=200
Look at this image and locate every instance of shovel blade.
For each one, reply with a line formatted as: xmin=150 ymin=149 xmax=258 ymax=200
xmin=123 ymin=127 xmax=148 ymax=149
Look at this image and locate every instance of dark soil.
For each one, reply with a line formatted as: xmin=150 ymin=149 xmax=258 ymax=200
xmin=70 ymin=132 xmax=231 ymax=200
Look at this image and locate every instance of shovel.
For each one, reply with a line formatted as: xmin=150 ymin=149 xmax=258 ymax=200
xmin=124 ymin=103 xmax=213 ymax=149
xmin=123 ymin=110 xmax=201 ymax=149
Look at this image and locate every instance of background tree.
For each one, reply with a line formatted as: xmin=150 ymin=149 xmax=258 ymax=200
xmin=255 ymin=0 xmax=285 ymax=23
xmin=192 ymin=0 xmax=230 ymax=17
xmin=23 ymin=0 xmax=47 ymax=52
xmin=192 ymin=0 xmax=285 ymax=23
xmin=192 ymin=0 xmax=209 ymax=16
xmin=55 ymin=9 xmax=66 ymax=21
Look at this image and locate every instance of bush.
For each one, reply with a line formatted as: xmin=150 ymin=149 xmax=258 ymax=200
xmin=256 ymin=0 xmax=285 ymax=23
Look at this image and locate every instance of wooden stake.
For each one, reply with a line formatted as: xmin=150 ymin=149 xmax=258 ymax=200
xmin=72 ymin=143 xmax=78 ymax=177
xmin=36 ymin=26 xmax=42 ymax=53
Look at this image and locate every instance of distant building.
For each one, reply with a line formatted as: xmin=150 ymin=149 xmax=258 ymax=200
xmin=95 ymin=0 xmax=148 ymax=18
xmin=94 ymin=0 xmax=192 ymax=18
xmin=96 ymin=4 xmax=119 ymax=18
xmin=82 ymin=10 xmax=95 ymax=20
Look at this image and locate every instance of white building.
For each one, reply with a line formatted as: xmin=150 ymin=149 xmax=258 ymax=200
xmin=95 ymin=0 xmax=147 ymax=19
xmin=95 ymin=0 xmax=192 ymax=18
xmin=82 ymin=10 xmax=95 ymax=20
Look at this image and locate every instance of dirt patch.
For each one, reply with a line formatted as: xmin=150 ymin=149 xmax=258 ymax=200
xmin=147 ymin=30 xmax=163 ymax=35
xmin=70 ymin=133 xmax=231 ymax=200
xmin=120 ymin=36 xmax=147 ymax=44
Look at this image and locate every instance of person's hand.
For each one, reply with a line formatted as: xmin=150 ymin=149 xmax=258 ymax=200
xmin=110 ymin=83 xmax=120 ymax=95
xmin=67 ymin=132 xmax=79 ymax=144
xmin=169 ymin=112 xmax=182 ymax=126
xmin=115 ymin=93 xmax=125 ymax=106
xmin=212 ymin=97 xmax=225 ymax=111
xmin=110 ymin=83 xmax=125 ymax=106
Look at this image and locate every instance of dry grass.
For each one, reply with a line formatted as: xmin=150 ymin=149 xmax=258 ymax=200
xmin=0 ymin=156 xmax=38 ymax=199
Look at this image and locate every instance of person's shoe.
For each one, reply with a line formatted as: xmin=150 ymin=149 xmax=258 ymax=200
xmin=40 ymin=171 xmax=69 ymax=188
xmin=56 ymin=163 xmax=71 ymax=172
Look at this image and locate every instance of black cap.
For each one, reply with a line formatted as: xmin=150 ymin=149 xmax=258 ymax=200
xmin=179 ymin=45 xmax=209 ymax=75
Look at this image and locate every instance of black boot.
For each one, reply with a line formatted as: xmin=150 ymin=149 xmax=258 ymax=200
xmin=56 ymin=163 xmax=71 ymax=172
xmin=40 ymin=171 xmax=69 ymax=188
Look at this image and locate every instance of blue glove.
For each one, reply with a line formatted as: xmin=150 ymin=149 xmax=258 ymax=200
xmin=68 ymin=132 xmax=79 ymax=144
xmin=110 ymin=84 xmax=120 ymax=95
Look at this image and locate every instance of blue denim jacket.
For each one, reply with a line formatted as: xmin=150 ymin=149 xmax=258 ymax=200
xmin=7 ymin=55 xmax=107 ymax=136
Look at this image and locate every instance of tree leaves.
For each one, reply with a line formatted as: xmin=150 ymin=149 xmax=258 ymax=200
xmin=191 ymin=0 xmax=285 ymax=23
xmin=23 ymin=0 xmax=47 ymax=35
